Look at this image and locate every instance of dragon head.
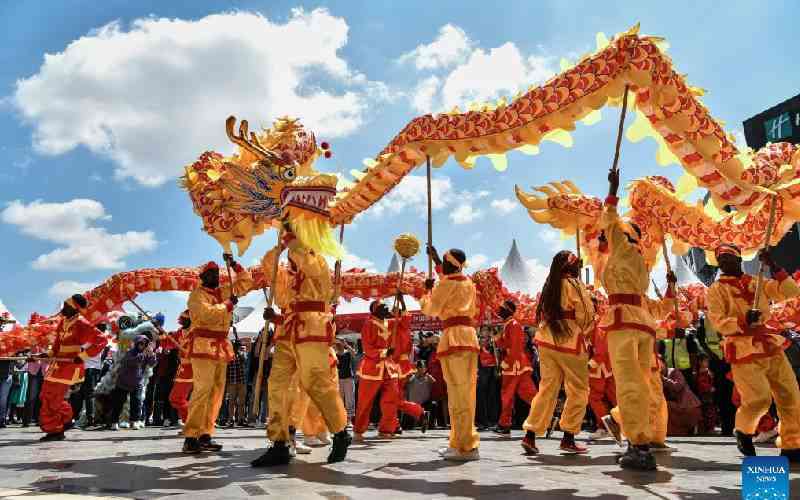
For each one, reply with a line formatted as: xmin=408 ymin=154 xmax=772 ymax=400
xmin=181 ymin=116 xmax=341 ymax=257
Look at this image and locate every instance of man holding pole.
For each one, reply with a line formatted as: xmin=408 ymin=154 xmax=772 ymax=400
xmin=422 ymin=245 xmax=480 ymax=461
xmin=38 ymin=294 xmax=108 ymax=442
xmin=251 ymin=222 xmax=350 ymax=467
xmin=706 ymin=243 xmax=800 ymax=462
xmin=182 ymin=257 xmax=252 ymax=454
xmin=598 ymin=168 xmax=677 ymax=470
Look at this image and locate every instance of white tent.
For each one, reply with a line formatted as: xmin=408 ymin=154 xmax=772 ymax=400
xmin=0 ymin=299 xmax=17 ymax=332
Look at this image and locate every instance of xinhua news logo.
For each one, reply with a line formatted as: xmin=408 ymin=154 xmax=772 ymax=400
xmin=742 ymin=456 xmax=789 ymax=499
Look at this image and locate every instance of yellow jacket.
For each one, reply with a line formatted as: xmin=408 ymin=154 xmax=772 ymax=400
xmin=535 ymin=277 xmax=595 ymax=354
xmin=599 ymin=199 xmax=675 ymax=335
xmin=706 ymin=272 xmax=800 ymax=363
xmin=261 ymin=244 xmax=335 ymax=345
xmin=187 ymin=267 xmax=253 ymax=361
xmin=420 ymin=273 xmax=479 ymax=357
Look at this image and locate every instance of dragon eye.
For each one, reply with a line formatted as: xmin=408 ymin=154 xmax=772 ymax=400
xmin=281 ymin=167 xmax=296 ymax=182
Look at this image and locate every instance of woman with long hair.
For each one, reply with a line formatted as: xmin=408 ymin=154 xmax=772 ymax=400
xmin=521 ymin=250 xmax=595 ymax=455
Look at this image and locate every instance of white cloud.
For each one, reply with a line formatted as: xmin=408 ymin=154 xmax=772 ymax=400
xmin=539 ymin=228 xmax=574 ymax=252
xmin=325 ymin=251 xmax=376 ymax=273
xmin=469 ymin=253 xmax=488 ymax=269
xmin=524 ymin=258 xmax=550 ymax=295
xmin=731 ymin=128 xmax=748 ymax=149
xmin=48 ymin=280 xmax=98 ymax=298
xmin=370 ymin=174 xmax=454 ymax=217
xmin=0 ymin=299 xmax=15 ymax=331
xmin=13 ymin=9 xmax=387 ymax=186
xmin=411 ymin=76 xmax=441 ymax=113
xmin=441 ymin=43 xmax=555 ymax=110
xmin=449 ymin=203 xmax=483 ymax=224
xmin=491 ymin=198 xmax=517 ymax=214
xmin=398 ymin=24 xmax=472 ymax=70
xmin=476 ymin=190 xmax=490 ymax=199
xmin=1 ymin=199 xmax=158 ymax=271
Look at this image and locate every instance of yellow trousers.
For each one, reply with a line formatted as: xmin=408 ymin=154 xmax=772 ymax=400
xmin=732 ymin=353 xmax=800 ymax=449
xmin=266 ymin=341 xmax=346 ymax=443
xmin=523 ymin=348 xmax=588 ymax=435
xmin=611 ymin=366 xmax=667 ymax=444
xmin=184 ymin=358 xmax=227 ymax=438
xmin=287 ymin=371 xmax=333 ymax=437
xmin=607 ymin=330 xmax=653 ymax=445
xmin=441 ymin=351 xmax=479 ymax=452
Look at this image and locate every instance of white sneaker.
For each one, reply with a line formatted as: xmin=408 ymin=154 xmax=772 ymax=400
xmin=295 ymin=442 xmax=312 ymax=454
xmin=754 ymin=428 xmax=779 ymax=444
xmin=133 ymin=421 xmax=145 ymax=430
xmin=437 ymin=446 xmax=455 ymax=456
xmin=119 ymin=422 xmax=130 ymax=429
xmin=163 ymin=420 xmax=172 ymax=428
xmin=317 ymin=431 xmax=331 ymax=445
xmin=443 ymin=448 xmax=480 ymax=461
xmin=288 ymin=443 xmax=297 ymax=458
xmin=110 ymin=423 xmax=120 ymax=431
xmin=588 ymin=428 xmax=610 ymax=440
xmin=304 ymin=436 xmax=322 ymax=447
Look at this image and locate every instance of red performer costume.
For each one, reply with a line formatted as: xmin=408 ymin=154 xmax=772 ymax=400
xmin=354 ymin=301 xmax=423 ymax=439
xmin=39 ymin=294 xmax=108 ymax=441
xmin=494 ymin=302 xmax=537 ymax=433
xmin=162 ymin=311 xmax=193 ymax=422
xmin=588 ymin=325 xmax=617 ymax=425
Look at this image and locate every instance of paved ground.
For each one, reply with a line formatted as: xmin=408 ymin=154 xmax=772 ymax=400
xmin=0 ymin=425 xmax=797 ymax=499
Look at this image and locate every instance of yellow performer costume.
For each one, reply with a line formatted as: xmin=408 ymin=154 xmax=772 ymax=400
xmin=253 ymin=222 xmax=349 ymax=466
xmin=598 ymin=189 xmax=676 ymax=470
xmin=421 ymin=248 xmax=480 ymax=461
xmin=521 ymin=252 xmax=594 ymax=455
xmin=706 ymin=244 xmax=800 ymax=461
xmin=183 ymin=260 xmax=252 ymax=453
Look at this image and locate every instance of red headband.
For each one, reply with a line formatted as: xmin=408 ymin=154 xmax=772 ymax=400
xmin=200 ymin=261 xmax=219 ymax=273
xmin=715 ymin=244 xmax=741 ymax=259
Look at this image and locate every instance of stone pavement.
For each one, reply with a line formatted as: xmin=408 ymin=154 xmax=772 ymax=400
xmin=0 ymin=425 xmax=797 ymax=499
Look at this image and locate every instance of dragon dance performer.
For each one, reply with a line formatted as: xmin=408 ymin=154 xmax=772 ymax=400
xmin=38 ymin=294 xmax=108 ymax=442
xmin=422 ymin=246 xmax=480 ymax=461
xmin=354 ymin=300 xmax=424 ymax=441
xmin=182 ymin=257 xmax=252 ymax=454
xmin=520 ymin=251 xmax=594 ymax=455
xmin=160 ymin=310 xmax=192 ymax=424
xmin=597 ymin=168 xmax=677 ymax=470
xmin=587 ymin=323 xmax=618 ymax=440
xmin=252 ymin=222 xmax=350 ymax=467
xmin=392 ymin=298 xmax=429 ymax=434
xmin=493 ymin=300 xmax=537 ymax=436
xmin=706 ymin=243 xmax=800 ymax=463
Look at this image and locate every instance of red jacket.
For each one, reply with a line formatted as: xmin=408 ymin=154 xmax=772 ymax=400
xmin=45 ymin=316 xmax=107 ymax=386
xmin=588 ymin=325 xmax=612 ymax=379
xmin=160 ymin=328 xmax=193 ymax=383
xmin=495 ymin=319 xmax=532 ymax=376
xmin=391 ymin=314 xmax=414 ymax=378
xmin=357 ymin=317 xmax=399 ymax=381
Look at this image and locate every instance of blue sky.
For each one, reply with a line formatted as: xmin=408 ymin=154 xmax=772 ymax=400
xmin=1 ymin=1 xmax=798 ymax=327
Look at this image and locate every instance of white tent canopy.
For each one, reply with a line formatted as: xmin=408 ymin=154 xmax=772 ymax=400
xmin=0 ymin=299 xmax=17 ymax=332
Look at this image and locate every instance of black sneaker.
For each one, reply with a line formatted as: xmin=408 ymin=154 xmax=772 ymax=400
xmin=780 ymin=448 xmax=800 ymax=464
xmin=39 ymin=432 xmax=65 ymax=442
xmin=736 ymin=430 xmax=756 ymax=457
xmin=420 ymin=411 xmax=430 ymax=434
xmin=182 ymin=437 xmax=202 ymax=454
xmin=493 ymin=426 xmax=511 ymax=436
xmin=327 ymin=430 xmax=351 ymax=464
xmin=251 ymin=441 xmax=291 ymax=467
xmin=198 ymin=434 xmax=223 ymax=452
xmin=618 ymin=445 xmax=656 ymax=471
xmin=601 ymin=415 xmax=623 ymax=446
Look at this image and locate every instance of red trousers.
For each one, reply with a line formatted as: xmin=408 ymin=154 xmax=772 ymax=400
xmin=589 ymin=375 xmax=617 ymax=422
xmin=355 ymin=377 xmax=400 ymax=434
xmin=499 ymin=373 xmax=537 ymax=428
xmin=397 ymin=376 xmax=424 ymax=424
xmin=39 ymin=381 xmax=73 ymax=434
xmin=169 ymin=381 xmax=193 ymax=422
